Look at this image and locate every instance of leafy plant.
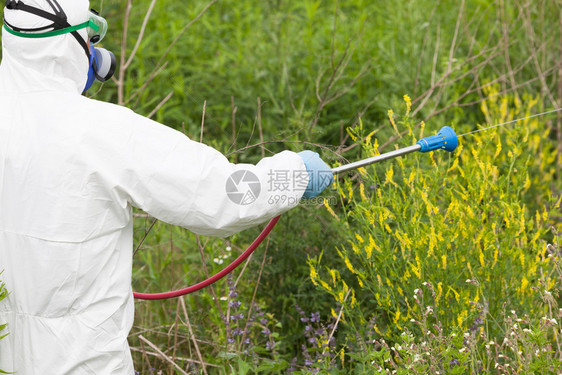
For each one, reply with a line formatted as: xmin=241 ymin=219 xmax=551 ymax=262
xmin=306 ymin=92 xmax=561 ymax=373
xmin=0 ymin=275 xmax=10 ymax=374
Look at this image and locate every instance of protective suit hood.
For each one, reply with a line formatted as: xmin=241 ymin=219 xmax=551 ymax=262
xmin=0 ymin=0 xmax=90 ymax=94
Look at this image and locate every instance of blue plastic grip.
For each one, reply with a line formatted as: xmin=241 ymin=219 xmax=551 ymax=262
xmin=416 ymin=126 xmax=458 ymax=153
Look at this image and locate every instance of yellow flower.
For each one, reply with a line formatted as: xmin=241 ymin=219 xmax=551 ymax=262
xmin=329 ymin=269 xmax=338 ymax=286
xmin=347 ymin=184 xmax=354 ymax=201
xmin=344 ymin=256 xmax=356 ymax=274
xmin=436 ymin=282 xmax=443 ymax=305
xmin=521 ymin=276 xmax=529 ymax=293
xmin=404 ymin=94 xmax=412 ymax=116
xmin=457 ymin=310 xmax=467 ymax=327
xmin=355 ymin=233 xmax=364 ymax=244
xmin=309 ymin=264 xmax=319 ymax=285
xmin=365 ymin=235 xmax=375 ymax=259
xmin=384 ymin=166 xmax=398 ymax=187
xmin=319 ymin=280 xmax=332 ymax=292
xmin=388 ymin=109 xmax=399 ymax=135
xmin=346 ymin=127 xmax=357 ymax=141
xmin=408 ymin=170 xmax=416 ymax=184
xmin=359 ymin=183 xmax=367 ymax=202
xmin=523 ymin=174 xmax=531 ymax=190
xmin=365 ymin=131 xmax=377 ymax=146
xmin=323 ymin=199 xmax=339 ymax=220
xmin=393 ymin=307 xmax=401 ymax=324
xmin=410 ymin=262 xmax=421 ymax=279
xmin=494 ymin=136 xmax=502 ymax=159
xmin=357 ymin=276 xmax=364 ymax=288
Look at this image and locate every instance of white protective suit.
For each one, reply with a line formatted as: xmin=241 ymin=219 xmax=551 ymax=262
xmin=0 ymin=0 xmax=308 ymax=373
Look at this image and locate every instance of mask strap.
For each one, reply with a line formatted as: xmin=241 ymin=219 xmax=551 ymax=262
xmin=4 ymin=0 xmax=90 ymax=58
xmin=5 ymin=0 xmax=67 ymax=31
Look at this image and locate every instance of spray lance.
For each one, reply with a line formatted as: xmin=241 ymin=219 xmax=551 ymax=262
xmin=133 ymin=107 xmax=562 ymax=300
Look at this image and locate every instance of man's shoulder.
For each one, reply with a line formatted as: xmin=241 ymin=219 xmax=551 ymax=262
xmin=77 ymin=96 xmax=135 ymax=117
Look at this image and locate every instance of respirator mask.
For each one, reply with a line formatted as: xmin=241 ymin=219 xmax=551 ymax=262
xmin=3 ymin=0 xmax=116 ymax=93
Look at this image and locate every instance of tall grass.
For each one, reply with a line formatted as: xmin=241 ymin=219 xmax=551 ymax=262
xmin=119 ymin=0 xmax=562 ymax=372
xmin=1 ymin=0 xmax=560 ymax=373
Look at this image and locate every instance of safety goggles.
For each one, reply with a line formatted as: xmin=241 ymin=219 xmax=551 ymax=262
xmin=86 ymin=10 xmax=107 ymax=45
xmin=3 ymin=9 xmax=107 ymax=46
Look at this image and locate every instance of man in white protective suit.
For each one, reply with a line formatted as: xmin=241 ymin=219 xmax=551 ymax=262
xmin=0 ymin=0 xmax=333 ymax=373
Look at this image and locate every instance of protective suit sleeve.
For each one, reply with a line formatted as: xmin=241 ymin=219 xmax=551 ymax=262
xmin=86 ymin=103 xmax=309 ymax=238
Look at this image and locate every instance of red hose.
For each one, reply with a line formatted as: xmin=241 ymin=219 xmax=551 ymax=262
xmin=133 ymin=215 xmax=281 ymax=300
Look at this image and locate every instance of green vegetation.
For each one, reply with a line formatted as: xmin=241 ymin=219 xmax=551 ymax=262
xmin=115 ymin=0 xmax=561 ymax=372
xmin=2 ymin=0 xmax=561 ymax=373
xmin=0 ymin=276 xmax=9 ymax=374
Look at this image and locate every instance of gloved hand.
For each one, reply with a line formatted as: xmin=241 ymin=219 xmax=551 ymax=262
xmin=298 ymin=150 xmax=333 ymax=199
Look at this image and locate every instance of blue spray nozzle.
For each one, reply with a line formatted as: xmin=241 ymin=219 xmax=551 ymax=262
xmin=417 ymin=126 xmax=458 ymax=153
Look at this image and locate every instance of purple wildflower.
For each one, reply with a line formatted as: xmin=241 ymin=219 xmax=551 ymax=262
xmin=266 ymin=340 xmax=275 ymax=350
xmin=310 ymin=312 xmax=320 ymax=322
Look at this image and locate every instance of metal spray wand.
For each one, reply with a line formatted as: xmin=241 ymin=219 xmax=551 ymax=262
xmin=331 ymin=126 xmax=459 ymax=174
